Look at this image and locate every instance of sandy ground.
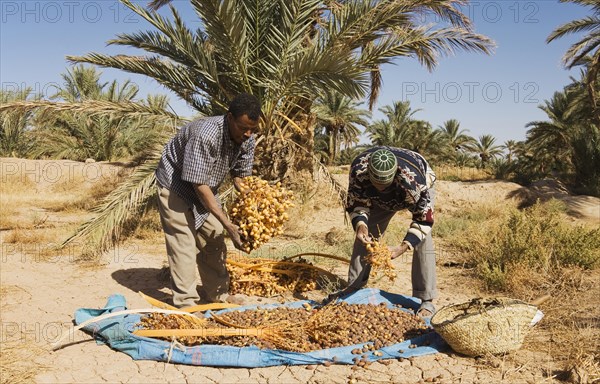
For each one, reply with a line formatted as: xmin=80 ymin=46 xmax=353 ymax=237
xmin=1 ymin=158 xmax=599 ymax=384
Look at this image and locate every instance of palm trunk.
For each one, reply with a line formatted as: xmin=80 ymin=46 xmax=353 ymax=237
xmin=328 ymin=127 xmax=335 ymax=165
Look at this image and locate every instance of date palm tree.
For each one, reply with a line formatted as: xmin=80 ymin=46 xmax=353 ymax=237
xmin=525 ymin=91 xmax=574 ymax=174
xmin=365 ymin=99 xmax=445 ymax=159
xmin=0 ymin=87 xmax=36 ymax=157
xmin=470 ymin=134 xmax=503 ymax=167
xmin=438 ymin=119 xmax=475 ymax=152
xmin=33 ymin=65 xmax=169 ymax=162
xmin=366 ymin=100 xmax=421 ymax=146
xmin=502 ymin=140 xmax=518 ymax=163
xmin=1 ymin=0 xmax=494 ymax=257
xmin=313 ymin=91 xmax=371 ymax=164
xmin=547 ymin=0 xmax=600 ymax=122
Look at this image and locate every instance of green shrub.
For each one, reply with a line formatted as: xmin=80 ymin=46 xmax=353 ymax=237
xmin=454 ymin=200 xmax=600 ymax=291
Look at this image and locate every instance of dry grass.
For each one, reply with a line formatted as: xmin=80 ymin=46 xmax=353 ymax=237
xmin=0 ymin=160 xmax=122 ymax=261
xmin=433 ymin=202 xmax=506 ymax=240
xmin=129 ymin=208 xmax=163 ymax=240
xmin=2 ymin=222 xmax=80 ymax=248
xmin=0 ymin=285 xmax=47 ymax=384
xmin=440 ymin=199 xmax=600 ymax=379
xmin=0 ymin=169 xmax=91 ymax=214
xmin=0 ymin=172 xmax=36 ymax=194
xmin=0 ymin=207 xmax=49 ymax=231
xmin=435 ymin=165 xmax=492 ymax=181
xmin=521 ymin=269 xmax=600 ymax=383
xmin=0 ymin=342 xmax=44 ymax=384
xmin=451 ymin=200 xmax=600 ymax=292
xmin=0 ymin=175 xmax=37 ymax=230
xmin=0 ymin=159 xmax=126 ymax=215
xmin=4 ymin=227 xmax=56 ymax=245
xmin=45 ymin=171 xmax=124 ymax=212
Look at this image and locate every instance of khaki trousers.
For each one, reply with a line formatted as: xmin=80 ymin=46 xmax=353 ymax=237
xmin=347 ymin=189 xmax=438 ymax=301
xmin=157 ymin=186 xmax=229 ymax=307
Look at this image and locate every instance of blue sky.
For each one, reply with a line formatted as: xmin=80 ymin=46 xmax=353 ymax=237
xmin=0 ymin=1 xmax=591 ymax=145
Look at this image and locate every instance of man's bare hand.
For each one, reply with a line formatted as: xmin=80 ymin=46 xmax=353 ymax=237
xmin=355 ymin=224 xmax=372 ymax=245
xmin=226 ymin=224 xmax=246 ymax=252
xmin=232 ymin=177 xmax=250 ymax=194
xmin=389 ymin=242 xmax=410 ymax=259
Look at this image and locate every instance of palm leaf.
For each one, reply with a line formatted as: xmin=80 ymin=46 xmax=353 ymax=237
xmin=547 ymin=16 xmax=600 ymax=43
xmin=61 ymin=152 xmax=162 ymax=257
xmin=0 ymin=99 xmax=183 ymax=124
xmin=147 ymin=0 xmax=171 ymax=11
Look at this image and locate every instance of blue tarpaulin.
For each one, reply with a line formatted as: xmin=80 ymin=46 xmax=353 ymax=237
xmin=73 ymin=288 xmax=447 ymax=367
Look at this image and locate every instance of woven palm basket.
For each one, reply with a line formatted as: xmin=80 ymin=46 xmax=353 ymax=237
xmin=430 ymin=297 xmax=539 ymax=357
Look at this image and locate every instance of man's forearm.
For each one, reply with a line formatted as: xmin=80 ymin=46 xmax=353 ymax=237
xmin=194 ymin=184 xmax=234 ymax=231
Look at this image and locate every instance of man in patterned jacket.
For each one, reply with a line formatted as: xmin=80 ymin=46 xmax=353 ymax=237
xmin=340 ymin=147 xmax=437 ymax=316
xmin=155 ymin=93 xmax=261 ymax=308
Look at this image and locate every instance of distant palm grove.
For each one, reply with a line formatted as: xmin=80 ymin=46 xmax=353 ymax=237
xmin=0 ymin=0 xmax=598 ymax=254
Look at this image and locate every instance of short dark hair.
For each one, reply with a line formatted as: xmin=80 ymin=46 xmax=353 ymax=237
xmin=228 ymin=93 xmax=261 ymax=121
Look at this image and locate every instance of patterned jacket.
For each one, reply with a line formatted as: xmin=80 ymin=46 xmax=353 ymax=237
xmin=346 ymin=147 xmax=435 ymax=249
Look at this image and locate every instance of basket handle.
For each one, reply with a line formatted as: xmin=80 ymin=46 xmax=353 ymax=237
xmin=530 ymin=294 xmax=551 ymax=306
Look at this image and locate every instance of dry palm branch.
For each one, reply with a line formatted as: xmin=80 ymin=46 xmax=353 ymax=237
xmin=138 ymin=291 xmax=240 ymax=313
xmin=133 ymin=302 xmax=343 ymax=351
xmin=135 ymin=288 xmax=308 ymax=350
xmin=133 ymin=323 xmax=304 ymax=351
xmin=134 ymin=301 xmax=308 ymax=351
xmin=51 ymin=307 xmax=205 ymax=351
xmin=133 ymin=300 xmax=385 ymax=352
xmin=53 ymin=293 xmax=244 ymax=351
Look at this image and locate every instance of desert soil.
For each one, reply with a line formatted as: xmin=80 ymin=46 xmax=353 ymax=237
xmin=1 ymin=158 xmax=599 ymax=384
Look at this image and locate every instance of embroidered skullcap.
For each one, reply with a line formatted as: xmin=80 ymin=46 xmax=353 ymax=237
xmin=368 ymin=149 xmax=397 ymax=184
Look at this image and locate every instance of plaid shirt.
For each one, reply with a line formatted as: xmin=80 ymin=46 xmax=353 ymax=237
xmin=155 ymin=115 xmax=255 ymax=229
xmin=346 ymin=147 xmax=435 ymax=248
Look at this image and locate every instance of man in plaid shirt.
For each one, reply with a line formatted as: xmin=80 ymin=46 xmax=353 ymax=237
xmin=333 ymin=147 xmax=438 ymax=316
xmin=155 ymin=93 xmax=261 ymax=307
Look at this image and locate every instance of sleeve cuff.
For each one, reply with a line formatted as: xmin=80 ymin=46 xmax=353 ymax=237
xmin=352 ymin=216 xmax=368 ymax=231
xmin=230 ymin=171 xmax=252 ymax=178
xmin=403 ymin=233 xmax=421 ymax=249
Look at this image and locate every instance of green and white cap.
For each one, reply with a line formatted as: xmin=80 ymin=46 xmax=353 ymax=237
xmin=368 ymin=149 xmax=397 ymax=184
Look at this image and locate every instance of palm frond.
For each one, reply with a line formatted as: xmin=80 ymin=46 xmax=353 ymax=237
xmin=563 ymin=36 xmax=600 ymax=68
xmin=412 ymin=0 xmax=473 ymax=29
xmin=61 ymin=152 xmax=161 ymax=257
xmin=280 ymin=45 xmax=369 ymax=99
xmin=0 ymin=99 xmax=184 ymax=125
xmin=547 ymin=16 xmax=600 ymax=43
xmin=67 ymin=53 xmax=208 ymax=111
xmin=190 ymin=0 xmax=249 ymax=90
xmin=147 ymin=0 xmax=172 ymax=11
